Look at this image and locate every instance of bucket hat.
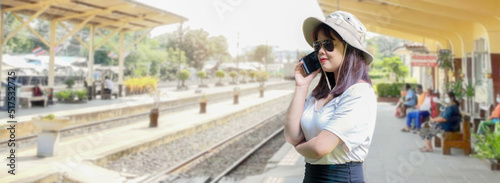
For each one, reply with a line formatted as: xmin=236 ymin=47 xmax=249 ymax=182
xmin=303 ymin=11 xmax=374 ymax=64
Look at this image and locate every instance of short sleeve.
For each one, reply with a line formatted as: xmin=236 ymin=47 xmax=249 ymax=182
xmin=323 ymin=90 xmax=372 ymax=152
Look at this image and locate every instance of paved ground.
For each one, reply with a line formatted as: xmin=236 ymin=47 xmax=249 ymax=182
xmin=242 ymin=103 xmax=500 ymax=183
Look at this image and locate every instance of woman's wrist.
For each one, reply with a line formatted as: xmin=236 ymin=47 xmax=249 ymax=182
xmin=296 ymin=85 xmax=310 ymax=91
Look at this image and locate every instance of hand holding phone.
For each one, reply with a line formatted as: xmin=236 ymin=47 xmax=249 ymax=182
xmin=300 ymin=52 xmax=321 ymax=75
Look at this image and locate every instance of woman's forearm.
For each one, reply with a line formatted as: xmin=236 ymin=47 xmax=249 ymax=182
xmin=431 ymin=116 xmax=447 ymax=122
xmin=284 ymin=86 xmax=309 ymax=145
xmin=295 ymin=140 xmax=319 ymax=159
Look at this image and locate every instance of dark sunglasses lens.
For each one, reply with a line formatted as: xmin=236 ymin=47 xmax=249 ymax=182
xmin=313 ymin=41 xmax=320 ymax=53
xmin=323 ymin=40 xmax=334 ymax=52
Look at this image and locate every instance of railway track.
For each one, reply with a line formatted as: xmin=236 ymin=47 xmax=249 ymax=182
xmin=141 ymin=111 xmax=285 ymax=183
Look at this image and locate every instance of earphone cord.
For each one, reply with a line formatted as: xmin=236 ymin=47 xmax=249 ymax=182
xmin=330 ymin=43 xmax=348 ymax=91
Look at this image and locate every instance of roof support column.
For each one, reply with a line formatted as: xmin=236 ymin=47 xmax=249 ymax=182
xmin=88 ymin=25 xmax=95 ymax=84
xmin=0 ymin=11 xmax=4 ymax=83
xmin=48 ymin=20 xmax=56 ymax=88
xmin=118 ymin=31 xmax=124 ymax=96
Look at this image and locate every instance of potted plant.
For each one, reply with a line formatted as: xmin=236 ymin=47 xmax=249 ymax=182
xmin=447 ymin=80 xmax=466 ymax=110
xmin=464 ymin=80 xmax=475 ymax=115
xmin=437 ymin=49 xmax=453 ymax=92
xmin=33 ymin=114 xmax=71 ymax=157
xmin=472 ymin=124 xmax=500 ymax=170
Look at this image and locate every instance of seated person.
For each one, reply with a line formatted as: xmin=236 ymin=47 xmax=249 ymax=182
xmin=397 ymin=84 xmax=417 ymax=118
xmin=477 ymin=94 xmax=500 ymax=134
xmin=402 ymin=88 xmax=437 ymax=132
xmin=104 ymin=76 xmax=113 ymax=95
xmin=419 ymin=91 xmax=461 ymax=152
xmin=33 ymin=85 xmax=44 ymax=96
xmin=32 ymin=85 xmax=45 ymax=106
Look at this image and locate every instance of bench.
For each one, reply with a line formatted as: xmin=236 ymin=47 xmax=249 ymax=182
xmin=98 ymin=82 xmax=118 ymax=100
xmin=19 ymin=96 xmax=47 ymax=108
xmin=434 ymin=117 xmax=471 ymax=155
xmin=18 ymin=86 xmax=48 ymax=108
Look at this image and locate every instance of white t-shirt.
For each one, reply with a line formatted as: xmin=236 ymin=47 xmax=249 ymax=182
xmin=419 ymin=96 xmax=431 ymax=111
xmin=105 ymin=79 xmax=114 ymax=90
xmin=300 ymin=83 xmax=377 ymax=164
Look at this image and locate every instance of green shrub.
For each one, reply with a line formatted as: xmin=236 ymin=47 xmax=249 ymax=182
xmin=75 ymin=89 xmax=87 ymax=100
xmin=55 ymin=90 xmax=73 ymax=101
xmin=215 ymin=70 xmax=226 ymax=78
xmin=177 ymin=69 xmax=190 ymax=80
xmin=197 ymin=71 xmax=207 ymax=79
xmin=369 ymin=73 xmax=384 ymax=79
xmin=239 ymin=70 xmax=247 ymax=76
xmin=376 ymin=83 xmax=418 ymax=97
xmin=65 ymin=79 xmax=74 ymax=88
xmin=472 ymin=124 xmax=500 ymax=159
xmin=249 ymin=71 xmax=257 ymax=81
xmin=257 ymin=71 xmax=269 ymax=82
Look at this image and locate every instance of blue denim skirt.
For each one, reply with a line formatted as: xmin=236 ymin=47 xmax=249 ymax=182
xmin=303 ymin=162 xmax=364 ymax=183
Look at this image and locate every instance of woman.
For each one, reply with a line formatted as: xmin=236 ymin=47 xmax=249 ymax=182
xmin=284 ymin=11 xmax=377 ymax=182
xmin=401 ymin=88 xmax=435 ymax=133
xmin=419 ymin=91 xmax=461 ymax=152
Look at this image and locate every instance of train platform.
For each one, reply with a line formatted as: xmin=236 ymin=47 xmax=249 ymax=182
xmin=0 ymin=79 xmax=291 ymax=120
xmin=241 ymin=103 xmax=500 ymax=183
xmin=0 ymin=80 xmax=294 ymax=182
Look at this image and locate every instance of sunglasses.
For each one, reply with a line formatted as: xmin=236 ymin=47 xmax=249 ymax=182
xmin=313 ymin=39 xmax=336 ymax=53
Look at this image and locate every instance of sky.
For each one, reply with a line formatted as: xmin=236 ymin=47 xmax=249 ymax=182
xmin=140 ymin=0 xmax=326 ymax=57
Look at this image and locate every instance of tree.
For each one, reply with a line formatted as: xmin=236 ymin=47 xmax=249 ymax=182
xmin=197 ymin=70 xmax=208 ymax=87
xmin=177 ymin=69 xmax=190 ymax=88
xmin=239 ymin=70 xmax=247 ymax=83
xmin=229 ymin=71 xmax=238 ymax=84
xmin=370 ymin=35 xmax=403 ymax=58
xmin=374 ymin=56 xmax=409 ymax=82
xmin=249 ymin=45 xmax=275 ymax=63
xmin=215 ymin=70 xmax=226 ymax=86
xmin=208 ymin=35 xmax=231 ymax=63
xmin=257 ymin=71 xmax=269 ymax=86
xmin=249 ymin=70 xmax=258 ymax=82
xmin=157 ymin=27 xmax=230 ymax=70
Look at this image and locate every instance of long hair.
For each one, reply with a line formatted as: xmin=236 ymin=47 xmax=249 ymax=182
xmin=310 ymin=23 xmax=372 ymax=99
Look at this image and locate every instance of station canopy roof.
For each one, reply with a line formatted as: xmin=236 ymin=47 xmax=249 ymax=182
xmin=0 ymin=0 xmax=187 ymax=31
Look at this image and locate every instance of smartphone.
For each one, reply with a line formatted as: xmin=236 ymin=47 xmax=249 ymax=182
xmin=300 ymin=52 xmax=321 ymax=75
